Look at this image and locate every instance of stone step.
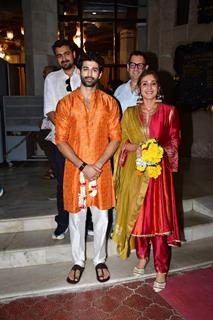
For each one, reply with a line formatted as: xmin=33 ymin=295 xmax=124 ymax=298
xmin=0 ymin=230 xmax=117 ymax=269
xmin=181 ymin=195 xmax=213 ymax=216
xmin=182 ymin=210 xmax=213 ymax=241
xmin=0 ymin=209 xmax=213 ymax=269
xmin=0 ymin=237 xmax=213 ymax=302
xmin=0 ymin=214 xmax=55 ymax=234
xmin=193 ymin=196 xmax=213 ymax=218
xmin=0 ymin=198 xmax=195 ymax=234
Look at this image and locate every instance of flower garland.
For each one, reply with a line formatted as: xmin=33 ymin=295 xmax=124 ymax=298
xmin=78 ymin=172 xmax=97 ymax=209
xmin=136 ymin=139 xmax=164 ymax=179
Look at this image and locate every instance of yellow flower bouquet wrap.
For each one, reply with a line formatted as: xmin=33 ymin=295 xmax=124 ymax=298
xmin=136 ymin=139 xmax=164 ymax=179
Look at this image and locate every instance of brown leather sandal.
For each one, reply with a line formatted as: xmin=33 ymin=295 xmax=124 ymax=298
xmin=66 ymin=264 xmax=85 ymax=284
xmin=95 ymin=263 xmax=110 ymax=282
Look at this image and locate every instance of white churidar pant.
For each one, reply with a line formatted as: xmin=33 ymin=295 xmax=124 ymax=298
xmin=69 ymin=206 xmax=108 ymax=267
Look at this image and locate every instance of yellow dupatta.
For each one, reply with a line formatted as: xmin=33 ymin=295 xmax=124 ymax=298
xmin=112 ymin=106 xmax=149 ymax=259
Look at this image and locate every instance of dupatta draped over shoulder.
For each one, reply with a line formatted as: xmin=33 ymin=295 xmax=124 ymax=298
xmin=113 ymin=104 xmax=180 ymax=260
xmin=112 ymin=107 xmax=149 ymax=259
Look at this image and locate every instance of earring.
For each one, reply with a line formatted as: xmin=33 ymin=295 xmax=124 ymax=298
xmin=156 ymin=90 xmax=164 ymax=102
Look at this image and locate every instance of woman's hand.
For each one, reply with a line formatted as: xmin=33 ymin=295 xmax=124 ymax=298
xmin=126 ymin=143 xmax=140 ymax=152
xmin=136 ymin=144 xmax=142 ymax=158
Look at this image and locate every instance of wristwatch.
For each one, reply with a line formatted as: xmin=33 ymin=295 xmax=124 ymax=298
xmin=79 ymin=162 xmax=87 ymax=171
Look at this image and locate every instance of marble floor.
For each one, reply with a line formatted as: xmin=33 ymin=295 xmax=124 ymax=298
xmin=0 ymin=161 xmax=56 ymax=219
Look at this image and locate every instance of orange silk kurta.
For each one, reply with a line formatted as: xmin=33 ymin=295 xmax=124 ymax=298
xmin=55 ymin=88 xmax=121 ymax=213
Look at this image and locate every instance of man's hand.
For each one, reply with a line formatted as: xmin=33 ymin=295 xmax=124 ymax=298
xmin=82 ymin=164 xmax=102 ymax=181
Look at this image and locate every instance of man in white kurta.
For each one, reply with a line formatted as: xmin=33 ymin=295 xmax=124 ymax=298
xmin=44 ymin=39 xmax=81 ymax=240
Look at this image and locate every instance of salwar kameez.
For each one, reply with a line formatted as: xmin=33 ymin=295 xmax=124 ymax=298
xmin=113 ymin=104 xmax=181 ymax=271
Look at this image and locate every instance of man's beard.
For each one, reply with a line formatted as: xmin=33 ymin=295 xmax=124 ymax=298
xmin=81 ymin=76 xmax=99 ymax=88
xmin=61 ymin=61 xmax=73 ymax=70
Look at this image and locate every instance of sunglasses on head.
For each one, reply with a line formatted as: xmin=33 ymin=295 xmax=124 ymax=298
xmin=65 ymin=78 xmax=71 ymax=92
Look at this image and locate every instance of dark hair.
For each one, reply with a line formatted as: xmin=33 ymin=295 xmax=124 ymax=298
xmin=77 ymin=52 xmax=105 ymax=72
xmin=128 ymin=50 xmax=147 ymax=64
xmin=137 ymin=69 xmax=160 ymax=87
xmin=52 ymin=39 xmax=76 ymax=55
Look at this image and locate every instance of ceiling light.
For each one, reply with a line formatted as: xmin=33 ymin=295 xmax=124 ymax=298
xmin=73 ymin=28 xmax=86 ymax=49
xmin=0 ymin=52 xmax=5 ymax=59
xmin=7 ymin=31 xmax=14 ymax=40
xmin=92 ymin=12 xmax=97 ymax=15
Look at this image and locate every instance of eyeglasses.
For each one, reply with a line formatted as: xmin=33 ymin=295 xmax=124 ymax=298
xmin=65 ymin=78 xmax=71 ymax=92
xmin=128 ymin=62 xmax=146 ymax=70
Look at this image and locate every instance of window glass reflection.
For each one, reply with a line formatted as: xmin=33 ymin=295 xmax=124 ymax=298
xmin=82 ymin=0 xmax=115 ymax=19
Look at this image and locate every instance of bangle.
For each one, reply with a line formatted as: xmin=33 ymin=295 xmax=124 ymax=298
xmin=79 ymin=162 xmax=87 ymax=171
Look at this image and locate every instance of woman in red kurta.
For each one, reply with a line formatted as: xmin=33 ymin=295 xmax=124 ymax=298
xmin=113 ymin=70 xmax=180 ymax=292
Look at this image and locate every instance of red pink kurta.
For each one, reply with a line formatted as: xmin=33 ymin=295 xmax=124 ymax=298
xmin=132 ymin=104 xmax=180 ymax=245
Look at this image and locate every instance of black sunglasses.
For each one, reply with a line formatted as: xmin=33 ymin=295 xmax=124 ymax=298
xmin=65 ymin=78 xmax=71 ymax=92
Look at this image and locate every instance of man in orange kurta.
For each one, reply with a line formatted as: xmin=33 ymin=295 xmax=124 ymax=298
xmin=55 ymin=52 xmax=121 ymax=284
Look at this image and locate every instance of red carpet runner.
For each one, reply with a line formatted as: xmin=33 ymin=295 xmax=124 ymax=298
xmin=160 ymin=266 xmax=213 ymax=320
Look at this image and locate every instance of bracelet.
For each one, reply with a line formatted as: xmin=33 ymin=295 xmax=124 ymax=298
xmin=79 ymin=162 xmax=87 ymax=171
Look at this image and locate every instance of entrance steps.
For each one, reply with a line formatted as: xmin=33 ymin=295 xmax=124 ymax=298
xmin=0 ymin=196 xmax=213 ymax=301
xmin=0 ymin=237 xmax=213 ymax=302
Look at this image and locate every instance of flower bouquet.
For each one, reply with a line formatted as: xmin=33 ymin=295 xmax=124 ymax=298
xmin=136 ymin=139 xmax=164 ymax=179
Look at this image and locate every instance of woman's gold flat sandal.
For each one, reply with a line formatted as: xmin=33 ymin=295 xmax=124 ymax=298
xmin=153 ymin=281 xmax=166 ymax=292
xmin=133 ymin=266 xmax=145 ymax=277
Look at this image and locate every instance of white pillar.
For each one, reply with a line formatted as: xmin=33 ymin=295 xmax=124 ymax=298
xmin=137 ymin=0 xmax=148 ymax=51
xmin=22 ymin=0 xmax=58 ymax=95
xmin=147 ymin=0 xmax=176 ymax=73
xmin=119 ymin=29 xmax=136 ymax=81
xmin=136 ymin=22 xmax=147 ymax=51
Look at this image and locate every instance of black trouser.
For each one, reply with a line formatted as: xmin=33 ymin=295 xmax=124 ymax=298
xmin=37 ymin=129 xmax=56 ymax=174
xmin=52 ymin=143 xmax=69 ymax=227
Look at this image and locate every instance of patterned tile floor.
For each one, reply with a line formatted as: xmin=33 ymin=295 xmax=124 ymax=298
xmin=0 ymin=279 xmax=184 ymax=320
